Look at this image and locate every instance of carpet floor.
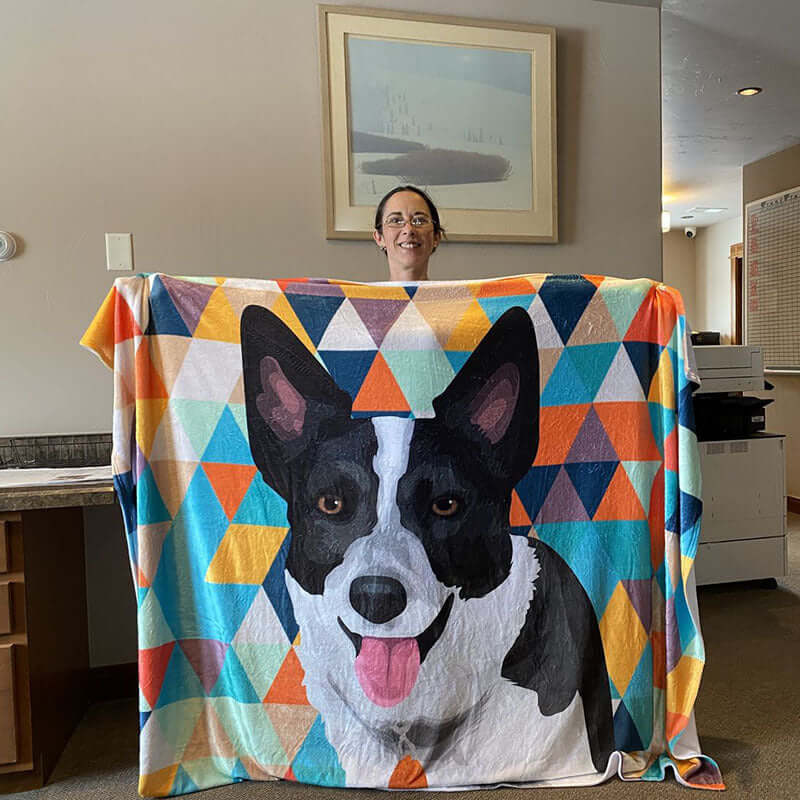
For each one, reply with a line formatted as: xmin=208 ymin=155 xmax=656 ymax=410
xmin=6 ymin=521 xmax=799 ymax=800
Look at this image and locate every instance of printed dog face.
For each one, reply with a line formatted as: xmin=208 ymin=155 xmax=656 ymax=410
xmin=241 ymin=305 xmax=613 ymax=783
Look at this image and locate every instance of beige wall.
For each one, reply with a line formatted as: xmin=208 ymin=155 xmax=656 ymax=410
xmin=694 ymin=215 xmax=743 ymax=341
xmin=744 ymin=144 xmax=800 ymax=497
xmin=0 ymin=0 xmax=662 ymax=437
xmin=662 ymin=229 xmax=697 ymax=326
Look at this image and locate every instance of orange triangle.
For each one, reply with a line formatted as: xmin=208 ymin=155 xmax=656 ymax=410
xmin=284 ymin=766 xmax=298 ymax=781
xmin=353 ymin=352 xmax=410 ymax=413
xmin=666 ymin=711 xmax=690 ymax=742
xmin=202 ymin=463 xmax=258 ymax=520
xmin=583 ymin=274 xmax=607 ymax=289
xmin=389 ymin=755 xmax=428 ymax=789
xmin=135 ymin=340 xmax=169 ymax=399
xmin=139 ymin=642 xmax=175 ymax=709
xmin=593 ymin=464 xmax=647 ymax=520
xmin=115 ymin=287 xmax=143 ymax=341
xmin=664 ymin=426 xmax=679 ymax=473
xmin=509 ymin=490 xmax=532 ymax=526
xmin=593 ymin=403 xmax=662 ymax=461
xmin=623 ymin=285 xmax=658 ymax=342
xmin=534 ymin=405 xmax=590 ymax=465
xmin=651 ymin=630 xmax=666 ymax=690
xmin=476 ymin=276 xmax=535 ymax=297
xmin=137 ymin=565 xmax=151 ymax=588
xmin=263 ymin=648 xmax=310 ymax=706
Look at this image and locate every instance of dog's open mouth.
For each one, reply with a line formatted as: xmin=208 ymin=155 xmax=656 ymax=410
xmin=337 ymin=594 xmax=454 ymax=708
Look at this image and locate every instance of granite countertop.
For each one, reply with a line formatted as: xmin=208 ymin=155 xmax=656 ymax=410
xmin=0 ymin=466 xmax=115 ymax=513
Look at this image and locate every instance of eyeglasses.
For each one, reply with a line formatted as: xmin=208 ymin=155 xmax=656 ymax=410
xmin=381 ymin=214 xmax=434 ymax=229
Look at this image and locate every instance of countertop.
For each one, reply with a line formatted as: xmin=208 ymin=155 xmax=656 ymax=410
xmin=0 ymin=466 xmax=115 ymax=513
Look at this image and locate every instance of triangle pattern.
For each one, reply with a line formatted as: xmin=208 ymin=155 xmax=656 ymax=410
xmin=352 ymin=351 xmax=410 ymax=413
xmin=285 ymin=293 xmax=345 ymax=347
xmin=443 ymin=300 xmax=493 ymax=350
xmin=317 ymin=350 xmax=377 ymax=402
xmin=564 ymin=461 xmax=619 ymax=519
xmin=179 ymin=639 xmax=229 ymax=695
xmin=264 ymin=648 xmax=310 ymax=706
xmin=565 ymin=406 xmax=618 ymax=463
xmin=145 ymin=276 xmax=192 ymax=338
xmin=139 ymin=642 xmax=176 ymax=709
xmin=202 ymin=464 xmax=258 ymax=521
xmin=537 ymin=275 xmax=597 ymax=345
xmin=161 ymin=276 xmax=216 ymax=335
xmin=528 ymin=293 xmax=564 ymax=349
xmin=380 ymin=301 xmax=440 ymax=351
xmin=193 ymin=287 xmax=241 ymax=344
xmin=350 ymin=298 xmax=409 ymax=347
xmin=566 ymin=290 xmax=621 ymax=345
xmin=593 ymin=464 xmax=648 ymax=521
xmin=595 ymin=345 xmax=647 ymax=402
xmin=535 ymin=466 xmax=591 ymax=523
xmin=202 ymin=406 xmax=255 ymax=465
xmin=316 ymin=299 xmax=376 ymax=350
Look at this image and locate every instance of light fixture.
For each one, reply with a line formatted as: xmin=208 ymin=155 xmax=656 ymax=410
xmin=737 ymin=87 xmax=762 ymax=96
xmin=661 ymin=210 xmax=671 ymax=233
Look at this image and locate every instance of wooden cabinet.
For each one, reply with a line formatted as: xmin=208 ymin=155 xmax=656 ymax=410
xmin=0 ymin=509 xmax=90 ymax=793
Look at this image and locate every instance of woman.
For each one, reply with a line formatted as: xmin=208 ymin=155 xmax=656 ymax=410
xmin=373 ymin=185 xmax=444 ymax=281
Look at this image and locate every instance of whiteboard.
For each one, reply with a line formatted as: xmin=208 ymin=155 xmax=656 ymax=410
xmin=744 ymin=185 xmax=800 ymax=371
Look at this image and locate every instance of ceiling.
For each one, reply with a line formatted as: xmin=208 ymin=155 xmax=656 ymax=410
xmin=661 ymin=0 xmax=800 ymax=228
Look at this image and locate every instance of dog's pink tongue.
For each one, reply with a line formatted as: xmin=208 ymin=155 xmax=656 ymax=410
xmin=355 ymin=637 xmax=420 ymax=707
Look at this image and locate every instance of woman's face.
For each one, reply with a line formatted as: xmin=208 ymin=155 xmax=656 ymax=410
xmin=373 ymin=191 xmax=441 ymax=281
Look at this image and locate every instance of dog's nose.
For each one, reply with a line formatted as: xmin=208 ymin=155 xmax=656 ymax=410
xmin=349 ymin=575 xmax=407 ymax=624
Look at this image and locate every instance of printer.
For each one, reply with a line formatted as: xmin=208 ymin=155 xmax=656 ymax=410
xmin=692 ymin=345 xmax=772 ymax=440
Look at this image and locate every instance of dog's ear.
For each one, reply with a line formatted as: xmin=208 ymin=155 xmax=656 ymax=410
xmin=432 ymin=306 xmax=539 ymax=487
xmin=240 ymin=305 xmax=353 ymax=498
xmin=502 ymin=538 xmax=615 ymax=773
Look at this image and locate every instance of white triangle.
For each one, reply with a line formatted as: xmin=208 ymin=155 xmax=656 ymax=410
xmin=138 ymin=590 xmax=177 ymax=649
xmin=381 ymin=300 xmax=441 ymax=351
xmin=595 ymin=346 xmax=646 ymax=402
xmin=316 ymin=299 xmax=376 ymax=350
xmin=116 ymin=276 xmax=149 ymax=332
xmin=170 ymin=339 xmax=243 ymax=402
xmin=528 ymin=294 xmax=564 ymax=349
xmin=233 ymin=585 xmax=291 ymax=646
xmin=149 ymin=403 xmax=200 ymax=462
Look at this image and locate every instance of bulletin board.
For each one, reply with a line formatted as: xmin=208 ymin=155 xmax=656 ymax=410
xmin=744 ymin=185 xmax=800 ymax=371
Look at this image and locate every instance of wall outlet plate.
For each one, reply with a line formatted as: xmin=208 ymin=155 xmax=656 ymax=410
xmin=105 ymin=233 xmax=133 ymax=271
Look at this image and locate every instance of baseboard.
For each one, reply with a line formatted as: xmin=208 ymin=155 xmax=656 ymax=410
xmin=788 ymin=496 xmax=800 ymax=515
xmin=89 ymin=661 xmax=137 ymax=703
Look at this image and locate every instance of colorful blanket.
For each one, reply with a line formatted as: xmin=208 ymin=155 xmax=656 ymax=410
xmin=82 ymin=273 xmax=723 ymax=796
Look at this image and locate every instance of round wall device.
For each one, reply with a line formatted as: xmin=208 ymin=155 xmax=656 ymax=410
xmin=0 ymin=231 xmax=17 ymax=261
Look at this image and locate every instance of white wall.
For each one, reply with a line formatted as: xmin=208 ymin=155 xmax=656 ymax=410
xmin=0 ymin=0 xmax=662 ymax=437
xmin=662 ymin=229 xmax=697 ymax=326
xmin=694 ymin=216 xmax=743 ymax=340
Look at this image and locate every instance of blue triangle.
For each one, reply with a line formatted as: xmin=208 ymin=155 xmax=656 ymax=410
xmin=537 ymin=275 xmax=597 ymax=345
xmin=514 ymin=465 xmax=561 ymax=524
xmin=211 ymin=646 xmax=261 ymax=702
xmin=171 ymin=764 xmax=200 ymax=794
xmin=623 ymin=342 xmax=662 ymax=397
xmin=155 ymin=644 xmax=206 ymax=707
xmin=678 ymin=383 xmax=697 ymax=431
xmin=477 ymin=296 xmax=532 ymax=324
xmin=404 ymin=285 xmax=418 ymax=299
xmin=139 ymin=710 xmax=151 ymax=731
xmin=291 ymin=714 xmax=346 ymax=787
xmin=231 ymin=758 xmax=250 ymax=782
xmin=624 ymin=643 xmax=655 ymax=742
xmin=145 ymin=275 xmax=192 ymax=337
xmin=614 ymin=698 xmax=645 ymax=752
xmin=444 ymin=350 xmax=471 ymax=375
xmin=137 ymin=463 xmax=172 ymax=525
xmin=202 ymin=405 xmax=255 ymax=465
xmin=351 ymin=410 xmax=411 ymax=419
xmin=564 ymin=461 xmax=618 ymax=518
xmin=262 ymin=531 xmax=299 ymax=643
xmin=317 ymin=350 xmax=377 ymax=402
xmin=541 ymin=350 xmax=594 ymax=406
xmin=232 ymin=475 xmax=288 ymax=526
xmin=113 ymin=471 xmax=138 ymax=536
xmin=285 ymin=294 xmax=345 ymax=347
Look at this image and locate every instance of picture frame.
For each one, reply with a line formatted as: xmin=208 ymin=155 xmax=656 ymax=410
xmin=318 ymin=5 xmax=558 ymax=243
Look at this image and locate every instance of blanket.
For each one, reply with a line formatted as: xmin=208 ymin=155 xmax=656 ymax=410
xmin=82 ymin=272 xmax=723 ymax=796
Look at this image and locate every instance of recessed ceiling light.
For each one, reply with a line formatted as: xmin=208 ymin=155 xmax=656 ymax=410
xmin=737 ymin=87 xmax=762 ymax=96
xmin=681 ymin=215 xmax=694 ymax=220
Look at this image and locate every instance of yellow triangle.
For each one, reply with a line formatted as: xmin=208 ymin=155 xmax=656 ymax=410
xmin=341 ymin=283 xmax=408 ymax=300
xmin=206 ymin=524 xmax=289 ymax=584
xmin=268 ymin=293 xmax=316 ymax=353
xmin=193 ymin=287 xmax=241 ymax=343
xmin=139 ymin=763 xmax=179 ymax=797
xmin=414 ymin=286 xmax=475 ymax=347
xmin=648 ymin=348 xmax=676 ymax=409
xmin=135 ymin=398 xmax=169 ymax=458
xmin=444 ymin=300 xmax=493 ymax=351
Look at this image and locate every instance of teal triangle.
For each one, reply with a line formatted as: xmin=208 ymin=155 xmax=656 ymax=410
xmin=228 ymin=403 xmax=248 ymax=439
xmin=171 ymin=764 xmax=200 ymax=794
xmin=381 ymin=350 xmax=455 ymax=415
xmin=444 ymin=350 xmax=471 ymax=375
xmin=138 ymin=463 xmax=172 ymax=525
xmin=291 ymin=714 xmax=346 ymax=787
xmin=683 ymin=633 xmax=706 ymax=661
xmin=594 ymin=521 xmax=653 ymax=580
xmin=202 ymin=405 xmax=254 ymax=465
xmin=624 ymin=642 xmax=654 ymax=743
xmin=317 ymin=350 xmax=377 ymax=402
xmin=600 ymin=278 xmax=651 ymax=339
xmin=285 ymin=293 xmax=345 ymax=347
xmin=565 ymin=343 xmax=621 ymax=398
xmin=622 ymin=460 xmax=661 ymax=511
xmin=649 ymin=400 xmax=673 ymax=453
xmin=232 ymin=475 xmax=288 ymax=527
xmin=232 ymin=758 xmax=250 ymax=782
xmin=155 ymin=645 xmax=207 ymax=707
xmin=540 ymin=350 xmax=594 ymax=406
xmin=477 ymin=296 xmax=533 ymax=324
xmin=210 ymin=646 xmax=261 ymax=702
xmin=137 ymin=586 xmax=148 ymax=608
xmin=172 ymin=399 xmax=227 ymax=460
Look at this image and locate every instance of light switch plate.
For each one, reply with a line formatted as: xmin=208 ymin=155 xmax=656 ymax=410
xmin=105 ymin=233 xmax=133 ymax=271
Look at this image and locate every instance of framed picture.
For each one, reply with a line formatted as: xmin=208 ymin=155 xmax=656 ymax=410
xmin=318 ymin=5 xmax=558 ymax=243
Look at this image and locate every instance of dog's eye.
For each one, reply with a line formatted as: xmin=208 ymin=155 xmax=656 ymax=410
xmin=431 ymin=497 xmax=459 ymax=517
xmin=317 ymin=494 xmax=344 ymax=515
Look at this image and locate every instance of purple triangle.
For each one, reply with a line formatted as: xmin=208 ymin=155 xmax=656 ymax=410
xmin=179 ymin=639 xmax=229 ymax=694
xmin=535 ymin=467 xmax=590 ymax=524
xmin=622 ymin=579 xmax=651 ymax=634
xmin=350 ymin=299 xmax=409 ymax=347
xmin=665 ymin=596 xmax=682 ymax=673
xmin=161 ymin=276 xmax=215 ymax=335
xmin=565 ymin=406 xmax=619 ymax=462
xmin=284 ymin=281 xmax=344 ymax=296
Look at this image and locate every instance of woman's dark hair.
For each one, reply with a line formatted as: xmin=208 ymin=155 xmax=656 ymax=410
xmin=374 ymin=185 xmax=445 ymax=236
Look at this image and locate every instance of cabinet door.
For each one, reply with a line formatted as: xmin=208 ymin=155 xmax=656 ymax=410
xmin=0 ymin=645 xmax=18 ymax=765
